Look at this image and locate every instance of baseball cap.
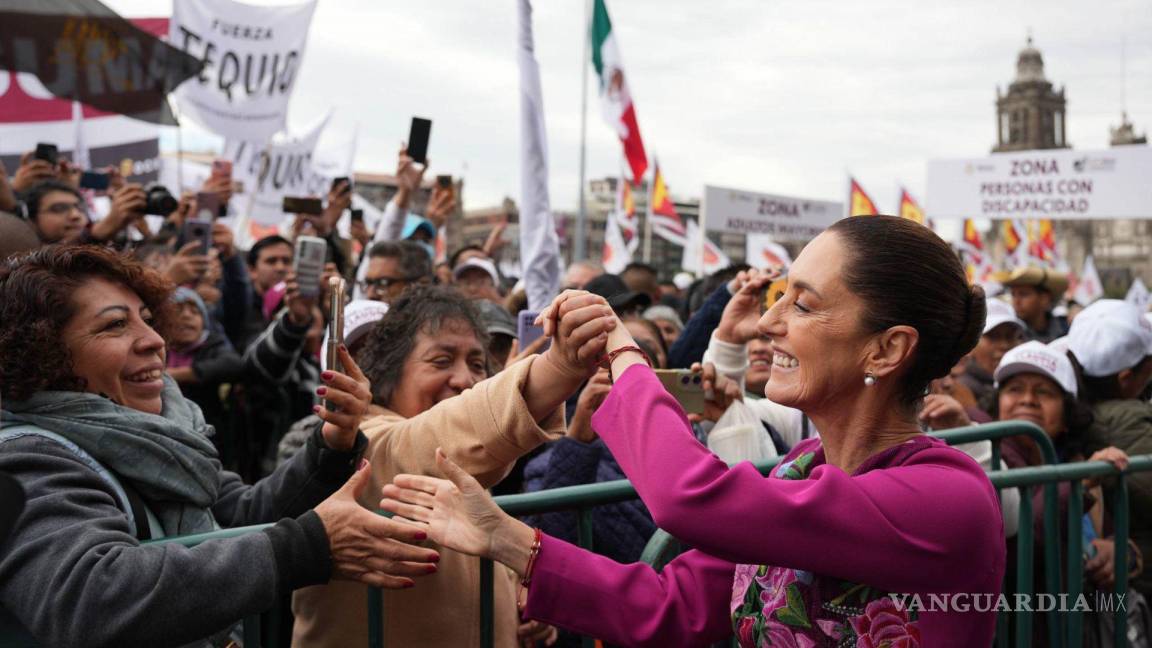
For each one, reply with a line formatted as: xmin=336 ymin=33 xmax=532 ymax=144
xmin=321 ymin=299 xmax=389 ymax=372
xmin=473 ymin=299 xmax=517 ymax=339
xmin=1067 ymin=299 xmax=1152 ymax=377
xmin=453 ymin=257 xmax=500 ymax=286
xmin=994 ymin=341 xmax=1077 ymax=397
xmin=584 ymin=273 xmax=651 ymax=314
xmin=984 ymin=298 xmax=1026 ymax=335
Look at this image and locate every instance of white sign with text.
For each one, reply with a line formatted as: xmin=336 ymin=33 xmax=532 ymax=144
xmin=926 ymin=146 xmax=1152 ymax=220
xmin=701 ymin=185 xmax=841 ymax=240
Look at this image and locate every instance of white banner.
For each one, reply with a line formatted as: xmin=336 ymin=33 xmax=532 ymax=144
xmin=702 ymin=185 xmax=842 ymax=240
xmin=223 ymin=113 xmax=330 ymax=225
xmin=926 ymin=147 xmax=1152 ymax=220
xmin=171 ymin=0 xmax=317 ymax=142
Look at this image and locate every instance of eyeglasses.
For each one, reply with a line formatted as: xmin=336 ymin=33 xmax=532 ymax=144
xmin=358 ymin=276 xmax=410 ymax=293
xmin=42 ymin=202 xmax=86 ymax=216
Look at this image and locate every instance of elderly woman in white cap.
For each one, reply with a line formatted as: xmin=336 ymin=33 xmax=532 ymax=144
xmin=959 ymin=298 xmax=1027 ymax=407
xmin=991 ymin=340 xmax=1138 ymax=636
xmin=1067 ymin=299 xmax=1152 ymax=598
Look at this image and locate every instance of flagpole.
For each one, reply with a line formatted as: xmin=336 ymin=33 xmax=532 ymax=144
xmin=574 ymin=0 xmax=591 ymax=262
xmin=643 ymin=160 xmax=653 ymax=263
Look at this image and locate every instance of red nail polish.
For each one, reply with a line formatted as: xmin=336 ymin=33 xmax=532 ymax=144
xmin=316 ymin=387 xmax=328 ymax=396
xmin=426 ymin=564 xmax=438 ymax=574
xmin=340 ymin=344 xmax=348 ymax=352
xmin=430 ymin=553 xmax=441 ymax=563
xmin=321 ymin=371 xmax=334 ymax=380
xmin=403 ymin=581 xmax=415 ymax=589
xmin=357 ymin=458 xmax=368 ymax=471
xmin=414 ymin=531 xmax=428 ymax=541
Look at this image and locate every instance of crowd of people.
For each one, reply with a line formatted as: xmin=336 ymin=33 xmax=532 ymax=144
xmin=0 ymin=146 xmax=1149 ymax=647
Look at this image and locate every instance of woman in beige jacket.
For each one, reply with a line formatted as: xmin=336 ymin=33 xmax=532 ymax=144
xmin=292 ymin=285 xmax=616 ymax=647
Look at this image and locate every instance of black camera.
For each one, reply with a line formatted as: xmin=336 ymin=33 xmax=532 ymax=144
xmin=143 ymin=183 xmax=178 ymax=216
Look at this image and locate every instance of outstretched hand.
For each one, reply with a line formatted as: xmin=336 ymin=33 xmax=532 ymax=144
xmin=315 ymin=460 xmax=440 ymax=589
xmin=381 ymin=448 xmax=515 ymax=561
xmin=315 ymin=345 xmax=373 ymax=451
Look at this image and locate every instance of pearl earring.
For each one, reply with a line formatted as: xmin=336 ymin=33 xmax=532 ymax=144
xmin=864 ymin=372 xmax=876 ymax=387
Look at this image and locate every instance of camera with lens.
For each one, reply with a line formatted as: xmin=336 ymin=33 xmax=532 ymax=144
xmin=143 ymin=183 xmax=179 ymax=216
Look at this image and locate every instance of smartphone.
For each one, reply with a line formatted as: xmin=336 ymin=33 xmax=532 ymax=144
xmin=761 ymin=276 xmax=789 ymax=314
xmin=34 ymin=143 xmax=59 ymax=165
xmin=350 ymin=208 xmax=364 ymax=224
xmin=79 ymin=171 xmax=110 ymax=190
xmin=654 ymin=369 xmax=706 ymax=414
xmin=293 ymin=236 xmax=328 ymax=298
xmin=210 ymin=159 xmax=232 ymax=179
xmin=194 ymin=191 xmax=220 ymax=222
xmin=436 ymin=174 xmax=452 ymax=189
xmin=282 ymin=196 xmax=323 ymax=215
xmin=331 ymin=176 xmax=351 ymax=194
xmin=517 ymin=310 xmax=551 ymax=353
xmin=180 ymin=218 xmax=214 ymax=254
xmin=407 ymin=117 xmax=432 ymax=164
xmin=325 ymin=276 xmax=347 ymax=410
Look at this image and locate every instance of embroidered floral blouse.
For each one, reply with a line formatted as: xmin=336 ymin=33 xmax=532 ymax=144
xmin=524 ymin=366 xmax=1005 ymax=647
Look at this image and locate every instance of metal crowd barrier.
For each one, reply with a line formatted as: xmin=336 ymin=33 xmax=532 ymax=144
xmin=143 ymin=422 xmax=1150 ymax=648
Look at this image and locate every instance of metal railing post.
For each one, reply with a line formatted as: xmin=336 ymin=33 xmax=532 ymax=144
xmin=1065 ymin=481 xmax=1084 ymax=648
xmin=1015 ymin=485 xmax=1034 ymax=648
xmin=1112 ymin=477 xmax=1130 ymax=648
xmin=480 ymin=558 xmax=495 ymax=648
xmin=367 ymin=587 xmax=383 ymax=648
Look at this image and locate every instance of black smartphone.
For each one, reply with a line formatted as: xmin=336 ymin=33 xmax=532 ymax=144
xmin=79 ymin=171 xmax=110 ymax=190
xmin=350 ymin=208 xmax=364 ymax=224
xmin=282 ymin=196 xmax=323 ymax=215
xmin=331 ymin=176 xmax=351 ymax=194
xmin=436 ymin=174 xmax=452 ymax=189
xmin=407 ymin=117 xmax=432 ymax=164
xmin=34 ymin=143 xmax=59 ymax=165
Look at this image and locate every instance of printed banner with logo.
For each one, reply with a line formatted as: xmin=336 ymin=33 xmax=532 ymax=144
xmin=171 ymin=0 xmax=317 ymax=142
xmin=701 ymin=185 xmax=842 ymax=241
xmin=222 ymin=113 xmax=333 ymax=225
xmin=0 ymin=18 xmax=167 ymax=183
xmin=926 ymin=147 xmax=1152 ymax=220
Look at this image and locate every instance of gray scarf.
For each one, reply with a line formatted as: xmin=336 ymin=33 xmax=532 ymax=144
xmin=2 ymin=376 xmax=221 ymax=536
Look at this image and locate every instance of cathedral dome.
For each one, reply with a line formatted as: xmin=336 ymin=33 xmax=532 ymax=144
xmin=1015 ymin=36 xmax=1046 ymax=83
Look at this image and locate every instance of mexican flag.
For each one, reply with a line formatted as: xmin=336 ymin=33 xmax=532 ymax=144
xmin=592 ymin=0 xmax=648 ymax=183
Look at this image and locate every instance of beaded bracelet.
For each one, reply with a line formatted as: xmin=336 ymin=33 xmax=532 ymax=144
xmin=517 ymin=527 xmax=544 ymax=611
xmin=597 ymin=345 xmax=652 ymax=383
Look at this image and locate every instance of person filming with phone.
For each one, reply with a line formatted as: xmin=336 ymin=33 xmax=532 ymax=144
xmin=0 ymin=245 xmax=439 ymax=647
xmin=382 ymin=216 xmax=1006 ymax=647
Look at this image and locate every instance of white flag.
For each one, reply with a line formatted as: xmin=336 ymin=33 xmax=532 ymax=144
xmin=171 ymin=0 xmax=318 ymax=142
xmin=745 ymin=234 xmax=792 ymax=271
xmin=1126 ymin=277 xmax=1150 ymax=312
xmin=602 ymin=210 xmax=632 ymax=274
xmin=1073 ymin=255 xmax=1103 ymax=306
xmin=682 ymin=219 xmax=730 ymax=276
xmin=517 ymin=0 xmax=561 ymax=311
xmin=224 ymin=112 xmax=329 ymax=231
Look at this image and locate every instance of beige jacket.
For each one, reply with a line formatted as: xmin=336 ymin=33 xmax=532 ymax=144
xmin=292 ymin=356 xmax=565 ymax=648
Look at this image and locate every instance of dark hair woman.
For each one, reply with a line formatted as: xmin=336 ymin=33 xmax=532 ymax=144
xmin=0 ymin=245 xmax=438 ymax=647
xmin=383 ymin=216 xmax=1006 ymax=647
xmin=292 ymin=284 xmax=615 ymax=648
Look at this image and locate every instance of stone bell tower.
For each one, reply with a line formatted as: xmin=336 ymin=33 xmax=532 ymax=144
xmin=993 ymin=36 xmax=1068 ymax=152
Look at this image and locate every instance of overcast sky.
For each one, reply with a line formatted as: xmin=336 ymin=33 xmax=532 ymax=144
xmin=107 ymin=0 xmax=1152 ymax=233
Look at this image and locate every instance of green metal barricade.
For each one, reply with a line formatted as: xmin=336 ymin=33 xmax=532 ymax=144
xmin=138 ymin=422 xmax=1149 ymax=648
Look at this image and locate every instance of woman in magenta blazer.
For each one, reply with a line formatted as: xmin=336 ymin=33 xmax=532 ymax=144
xmin=384 ymin=216 xmax=1006 ymax=647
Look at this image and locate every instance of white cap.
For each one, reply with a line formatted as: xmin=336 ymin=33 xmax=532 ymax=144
xmin=673 ymin=272 xmax=694 ymax=291
xmin=995 ymin=341 xmax=1078 ymax=397
xmin=984 ymin=298 xmax=1026 ymax=336
xmin=453 ymin=257 xmax=500 ymax=286
xmin=321 ymin=300 xmax=389 ymax=373
xmin=1067 ymin=299 xmax=1152 ymax=377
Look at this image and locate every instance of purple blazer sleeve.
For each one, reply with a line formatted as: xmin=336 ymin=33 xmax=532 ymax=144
xmin=524 ymin=535 xmax=735 ymax=647
xmin=590 ymin=365 xmax=1004 ymax=596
